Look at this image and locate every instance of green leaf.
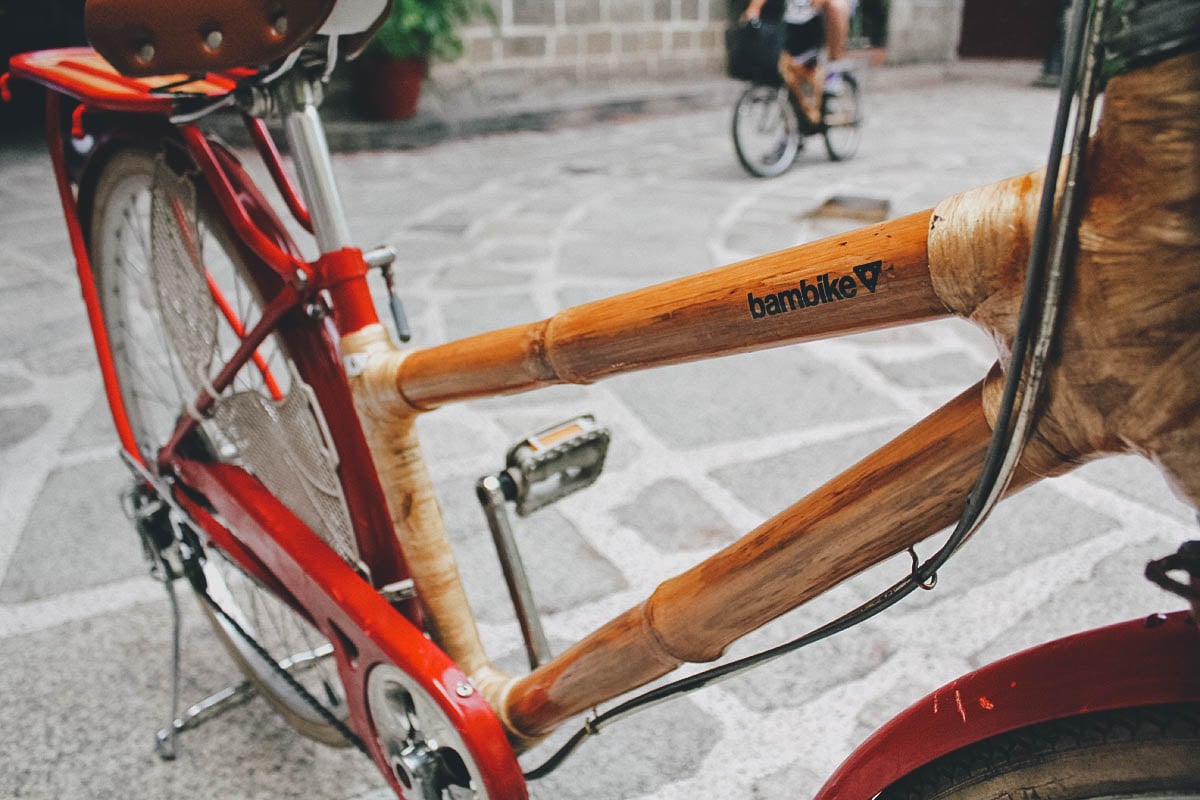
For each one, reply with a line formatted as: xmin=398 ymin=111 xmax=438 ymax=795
xmin=364 ymin=0 xmax=496 ymax=61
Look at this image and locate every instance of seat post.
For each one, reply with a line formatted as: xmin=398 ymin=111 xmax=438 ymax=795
xmin=279 ymin=76 xmax=353 ymax=254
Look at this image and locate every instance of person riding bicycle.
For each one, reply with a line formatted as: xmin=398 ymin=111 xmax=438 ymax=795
xmin=741 ymin=0 xmax=854 ymax=126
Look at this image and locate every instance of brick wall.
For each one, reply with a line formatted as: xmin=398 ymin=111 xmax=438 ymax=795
xmin=429 ymin=0 xmax=967 ymax=98
xmin=432 ymin=0 xmax=733 ymax=97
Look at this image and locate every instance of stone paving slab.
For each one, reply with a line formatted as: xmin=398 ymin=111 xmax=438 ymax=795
xmin=1 ymin=62 xmax=1196 ymax=800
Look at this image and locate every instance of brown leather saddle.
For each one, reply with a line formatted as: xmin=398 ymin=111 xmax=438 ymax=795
xmin=86 ymin=0 xmax=386 ymax=78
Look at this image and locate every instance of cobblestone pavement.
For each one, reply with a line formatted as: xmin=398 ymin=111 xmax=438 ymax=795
xmin=1 ymin=64 xmax=1196 ymax=799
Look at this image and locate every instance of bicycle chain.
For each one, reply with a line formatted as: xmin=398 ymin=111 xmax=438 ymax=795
xmin=191 ymin=576 xmax=370 ymax=755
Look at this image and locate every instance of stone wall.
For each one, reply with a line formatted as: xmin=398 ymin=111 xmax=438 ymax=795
xmin=432 ymin=0 xmax=733 ymax=97
xmin=431 ymin=0 xmax=966 ymax=95
xmin=884 ymin=0 xmax=965 ymax=63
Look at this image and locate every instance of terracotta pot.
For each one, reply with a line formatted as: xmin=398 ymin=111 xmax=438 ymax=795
xmin=353 ymin=55 xmax=428 ymax=120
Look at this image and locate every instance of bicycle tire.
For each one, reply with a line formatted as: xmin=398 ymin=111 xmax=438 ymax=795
xmin=883 ymin=702 xmax=1200 ymax=800
xmin=733 ymin=84 xmax=802 ymax=178
xmin=822 ymin=74 xmax=862 ymax=162
xmin=86 ymin=146 xmax=352 ymax=747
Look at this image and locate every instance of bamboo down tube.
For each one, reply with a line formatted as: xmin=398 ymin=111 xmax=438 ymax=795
xmin=504 ymin=378 xmax=1046 ymax=737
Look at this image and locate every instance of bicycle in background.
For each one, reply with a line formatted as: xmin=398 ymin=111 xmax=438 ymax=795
xmin=732 ymin=61 xmax=863 ymax=177
xmin=725 ymin=13 xmax=864 ymax=178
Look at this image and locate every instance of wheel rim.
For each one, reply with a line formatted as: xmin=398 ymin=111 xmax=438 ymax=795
xmin=823 ymin=80 xmax=862 ymax=161
xmin=91 ymin=149 xmax=350 ymax=744
xmin=734 ymin=86 xmax=801 ymax=177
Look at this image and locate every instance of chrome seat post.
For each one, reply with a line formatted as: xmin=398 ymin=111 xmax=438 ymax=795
xmin=279 ymin=76 xmax=353 ymax=254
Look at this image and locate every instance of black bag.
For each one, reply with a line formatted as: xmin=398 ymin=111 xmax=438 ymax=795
xmin=725 ymin=21 xmax=784 ymax=86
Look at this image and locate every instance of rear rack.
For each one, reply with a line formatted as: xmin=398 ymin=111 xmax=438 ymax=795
xmin=6 ymin=47 xmax=244 ymax=114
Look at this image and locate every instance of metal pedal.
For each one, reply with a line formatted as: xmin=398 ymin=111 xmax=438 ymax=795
xmin=476 ymin=415 xmax=611 ymax=669
xmin=504 ymin=414 xmax=611 ymax=516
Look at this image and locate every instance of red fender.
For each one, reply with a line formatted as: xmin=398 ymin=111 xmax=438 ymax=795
xmin=814 ymin=610 xmax=1200 ymax=800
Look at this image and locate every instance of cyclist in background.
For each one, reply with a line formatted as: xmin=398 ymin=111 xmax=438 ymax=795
xmin=741 ymin=0 xmax=854 ymax=126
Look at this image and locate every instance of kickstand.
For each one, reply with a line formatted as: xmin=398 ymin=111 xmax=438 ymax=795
xmin=124 ymin=484 xmax=258 ymax=760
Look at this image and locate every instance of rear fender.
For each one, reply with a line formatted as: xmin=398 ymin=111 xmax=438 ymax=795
xmin=814 ymin=611 xmax=1200 ymax=800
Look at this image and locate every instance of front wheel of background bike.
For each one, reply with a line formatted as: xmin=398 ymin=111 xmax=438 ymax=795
xmin=822 ymin=74 xmax=862 ymax=162
xmin=86 ymin=146 xmax=354 ymax=747
xmin=733 ymin=84 xmax=802 ymax=178
xmin=882 ymin=703 xmax=1200 ymax=800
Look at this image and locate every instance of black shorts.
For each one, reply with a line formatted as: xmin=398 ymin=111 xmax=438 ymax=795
xmin=783 ymin=16 xmax=824 ymax=62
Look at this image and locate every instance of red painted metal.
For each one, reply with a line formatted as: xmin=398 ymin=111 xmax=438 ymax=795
xmin=243 ymin=115 xmax=314 ymax=234
xmin=0 ymin=72 xmax=11 ymax=102
xmin=814 ymin=611 xmax=1200 ymax=800
xmin=8 ymin=48 xmax=236 ymax=114
xmin=181 ymin=125 xmax=312 ymax=284
xmin=318 ymin=247 xmax=381 ymax=335
xmin=204 ymin=270 xmax=285 ymax=400
xmin=42 ymin=91 xmax=143 ymax=463
xmin=157 ymin=281 xmax=303 ymax=468
xmin=192 ymin=129 xmax=418 ymax=612
xmin=174 ymin=459 xmax=528 ymax=800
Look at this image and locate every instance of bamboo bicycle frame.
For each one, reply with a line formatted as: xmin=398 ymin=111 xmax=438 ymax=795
xmin=344 ymin=51 xmax=1200 ymax=742
xmin=8 ymin=39 xmax=1198 ymax=796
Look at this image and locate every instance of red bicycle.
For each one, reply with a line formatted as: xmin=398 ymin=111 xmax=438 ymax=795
xmin=4 ymin=0 xmax=1198 ymax=797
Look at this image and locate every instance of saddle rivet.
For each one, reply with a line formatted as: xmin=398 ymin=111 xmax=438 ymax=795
xmin=136 ymin=42 xmax=156 ymax=63
xmin=271 ymin=14 xmax=289 ymax=36
xmin=204 ymin=29 xmax=224 ymax=52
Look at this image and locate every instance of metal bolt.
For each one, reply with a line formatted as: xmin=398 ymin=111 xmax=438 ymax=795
xmin=204 ymin=29 xmax=224 ymax=52
xmin=271 ymin=14 xmax=289 ymax=35
xmin=455 ymin=682 xmax=474 ymax=698
xmin=136 ymin=42 xmax=156 ymax=63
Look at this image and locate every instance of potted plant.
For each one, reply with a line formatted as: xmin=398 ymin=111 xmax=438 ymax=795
xmin=353 ymin=0 xmax=495 ymax=120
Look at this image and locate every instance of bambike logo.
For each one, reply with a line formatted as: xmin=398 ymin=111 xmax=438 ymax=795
xmin=747 ymin=260 xmax=883 ymax=319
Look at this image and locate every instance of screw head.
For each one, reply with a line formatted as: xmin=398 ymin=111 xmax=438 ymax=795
xmin=203 ymin=29 xmax=224 ymax=52
xmin=136 ymin=42 xmax=156 ymax=64
xmin=455 ymin=682 xmax=474 ymax=698
xmin=271 ymin=14 xmax=289 ymax=35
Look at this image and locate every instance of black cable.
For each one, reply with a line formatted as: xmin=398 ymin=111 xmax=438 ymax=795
xmin=523 ymin=0 xmax=1097 ymax=781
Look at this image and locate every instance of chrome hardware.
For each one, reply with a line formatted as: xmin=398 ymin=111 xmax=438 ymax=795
xmin=364 ymin=244 xmax=397 ymax=270
xmin=505 ymin=415 xmax=611 ymax=516
xmin=475 ymin=415 xmax=611 ymax=669
xmin=476 ymin=475 xmax=553 ymax=669
xmin=279 ymin=76 xmax=353 ymax=254
xmin=380 ymin=578 xmax=417 ymax=604
xmin=364 ymin=245 xmax=412 ymax=343
xmin=367 ymin=665 xmax=489 ymax=799
xmin=203 ymin=30 xmax=224 ymax=52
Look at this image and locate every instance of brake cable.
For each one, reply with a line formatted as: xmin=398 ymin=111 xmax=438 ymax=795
xmin=523 ymin=0 xmax=1111 ymax=780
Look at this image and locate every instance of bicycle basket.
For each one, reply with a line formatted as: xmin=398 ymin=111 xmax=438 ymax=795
xmin=726 ymin=21 xmax=784 ymax=86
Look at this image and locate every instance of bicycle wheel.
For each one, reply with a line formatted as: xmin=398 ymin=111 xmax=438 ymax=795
xmin=87 ymin=146 xmax=353 ymax=746
xmin=733 ymin=84 xmax=802 ymax=178
xmin=884 ymin=703 xmax=1200 ymax=800
xmin=822 ymin=74 xmax=862 ymax=162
